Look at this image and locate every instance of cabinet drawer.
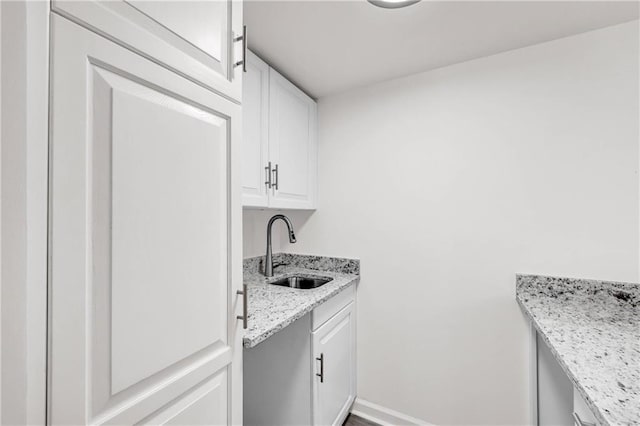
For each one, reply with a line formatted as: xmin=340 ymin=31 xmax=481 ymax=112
xmin=312 ymin=285 xmax=355 ymax=331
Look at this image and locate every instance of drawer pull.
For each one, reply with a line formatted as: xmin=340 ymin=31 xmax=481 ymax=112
xmin=265 ymin=161 xmax=272 ymax=189
xmin=272 ymin=164 xmax=279 ymax=191
xmin=316 ymin=353 xmax=324 ymax=383
xmin=237 ymin=284 xmax=248 ymax=329
xmin=233 ymin=25 xmax=247 ymax=73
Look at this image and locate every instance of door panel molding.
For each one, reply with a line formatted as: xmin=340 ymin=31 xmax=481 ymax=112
xmin=94 ymin=347 xmax=232 ymax=425
xmin=137 ymin=368 xmax=229 ymax=425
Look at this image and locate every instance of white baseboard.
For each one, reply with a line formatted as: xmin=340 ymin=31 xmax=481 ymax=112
xmin=350 ymin=398 xmax=434 ymax=426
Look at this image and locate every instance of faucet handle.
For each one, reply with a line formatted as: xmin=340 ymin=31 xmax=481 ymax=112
xmin=271 ymin=262 xmax=289 ymax=270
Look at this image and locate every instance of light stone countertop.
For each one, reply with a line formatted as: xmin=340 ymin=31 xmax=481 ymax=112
xmin=517 ymin=274 xmax=639 ymax=426
xmin=242 ymin=254 xmax=360 ymax=349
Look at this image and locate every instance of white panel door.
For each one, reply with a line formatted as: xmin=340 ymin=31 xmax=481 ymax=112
xmin=51 ymin=0 xmax=244 ymax=101
xmin=242 ymin=51 xmax=270 ymax=207
xmin=268 ymin=68 xmax=317 ymax=210
xmin=48 ymin=15 xmax=243 ymax=425
xmin=312 ymin=303 xmax=356 ymax=426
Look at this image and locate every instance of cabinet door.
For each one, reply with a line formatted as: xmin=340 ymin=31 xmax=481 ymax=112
xmin=242 ymin=51 xmax=270 ymax=207
xmin=573 ymin=387 xmax=599 ymax=426
xmin=48 ymin=15 xmax=243 ymax=425
xmin=537 ymin=333 xmax=574 ymax=426
xmin=312 ymin=303 xmax=356 ymax=426
xmin=52 ymin=0 xmax=244 ymax=101
xmin=268 ymin=68 xmax=317 ymax=210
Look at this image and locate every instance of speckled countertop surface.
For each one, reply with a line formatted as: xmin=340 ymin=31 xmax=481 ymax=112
xmin=243 ymin=254 xmax=360 ymax=349
xmin=517 ymin=274 xmax=639 ymax=426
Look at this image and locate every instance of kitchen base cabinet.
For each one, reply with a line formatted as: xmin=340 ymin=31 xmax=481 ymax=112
xmin=244 ymin=287 xmax=356 ymax=426
xmin=573 ymin=387 xmax=598 ymax=426
xmin=244 ymin=314 xmax=312 ymax=426
xmin=312 ymin=303 xmax=356 ymax=426
xmin=537 ymin=332 xmax=574 ymax=426
xmin=536 ymin=332 xmax=600 ymax=426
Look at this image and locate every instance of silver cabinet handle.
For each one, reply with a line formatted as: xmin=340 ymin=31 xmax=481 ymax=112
xmin=316 ymin=353 xmax=324 ymax=383
xmin=573 ymin=413 xmax=596 ymax=426
xmin=265 ymin=161 xmax=272 ymax=189
xmin=237 ymin=284 xmax=248 ymax=329
xmin=233 ymin=25 xmax=247 ymax=72
xmin=272 ymin=164 xmax=279 ymax=191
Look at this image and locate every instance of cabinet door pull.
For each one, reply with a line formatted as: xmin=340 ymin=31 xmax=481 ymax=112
xmin=265 ymin=162 xmax=272 ymax=189
xmin=237 ymin=284 xmax=248 ymax=329
xmin=316 ymin=353 xmax=324 ymax=383
xmin=572 ymin=413 xmax=595 ymax=426
xmin=233 ymin=25 xmax=247 ymax=72
xmin=272 ymin=164 xmax=279 ymax=191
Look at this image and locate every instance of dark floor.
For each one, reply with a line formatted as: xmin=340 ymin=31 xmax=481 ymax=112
xmin=343 ymin=413 xmax=380 ymax=426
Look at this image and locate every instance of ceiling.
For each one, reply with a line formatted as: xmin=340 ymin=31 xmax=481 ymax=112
xmin=244 ymin=1 xmax=639 ymax=98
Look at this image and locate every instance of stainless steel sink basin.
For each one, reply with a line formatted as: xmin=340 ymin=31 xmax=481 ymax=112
xmin=270 ymin=275 xmax=333 ymax=290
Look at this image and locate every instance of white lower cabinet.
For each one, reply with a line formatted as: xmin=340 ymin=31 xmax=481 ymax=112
xmin=536 ymin=332 xmax=600 ymax=426
xmin=244 ymin=286 xmax=356 ymax=426
xmin=573 ymin=388 xmax=598 ymax=426
xmin=312 ymin=302 xmax=356 ymax=426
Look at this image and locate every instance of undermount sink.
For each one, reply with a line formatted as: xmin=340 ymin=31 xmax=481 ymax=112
xmin=270 ymin=275 xmax=333 ymax=290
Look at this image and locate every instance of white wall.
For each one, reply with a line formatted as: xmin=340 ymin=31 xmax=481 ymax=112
xmin=243 ymin=209 xmax=284 ymax=258
xmin=244 ymin=20 xmax=639 ymax=425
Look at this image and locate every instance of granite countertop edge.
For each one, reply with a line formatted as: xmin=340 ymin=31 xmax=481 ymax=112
xmin=516 ymin=273 xmax=640 ymax=426
xmin=242 ymin=253 xmax=361 ymax=349
xmin=243 ymin=271 xmax=359 ymax=348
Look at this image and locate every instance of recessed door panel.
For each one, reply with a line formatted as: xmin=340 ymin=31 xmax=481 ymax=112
xmin=106 ymin=75 xmax=227 ymax=394
xmin=275 ymin=90 xmax=309 ymax=196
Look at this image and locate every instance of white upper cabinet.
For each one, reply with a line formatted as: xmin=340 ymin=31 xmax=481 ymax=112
xmin=242 ymin=52 xmax=270 ymax=207
xmin=268 ymin=68 xmax=318 ymax=210
xmin=242 ymin=51 xmax=318 ymax=210
xmin=51 ymin=0 xmax=245 ymax=101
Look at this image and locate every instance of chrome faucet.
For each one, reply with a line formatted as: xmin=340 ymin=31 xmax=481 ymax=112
xmin=264 ymin=214 xmax=296 ymax=277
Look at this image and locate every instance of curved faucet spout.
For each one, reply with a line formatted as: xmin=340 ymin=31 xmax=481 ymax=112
xmin=265 ymin=215 xmax=297 ymax=277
